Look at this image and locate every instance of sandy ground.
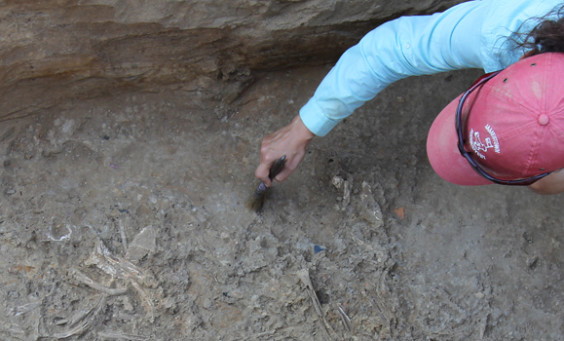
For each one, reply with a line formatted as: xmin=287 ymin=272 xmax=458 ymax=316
xmin=1 ymin=65 xmax=563 ymax=340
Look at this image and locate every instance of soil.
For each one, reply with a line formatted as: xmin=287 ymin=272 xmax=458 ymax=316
xmin=1 ymin=65 xmax=563 ymax=341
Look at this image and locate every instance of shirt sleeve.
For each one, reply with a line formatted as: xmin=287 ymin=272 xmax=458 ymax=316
xmin=298 ymin=0 xmax=559 ymax=136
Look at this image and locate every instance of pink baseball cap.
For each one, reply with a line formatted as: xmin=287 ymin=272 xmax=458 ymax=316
xmin=427 ymin=52 xmax=564 ymax=186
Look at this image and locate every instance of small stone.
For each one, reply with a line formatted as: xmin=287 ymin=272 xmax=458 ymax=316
xmin=126 ymin=225 xmax=157 ymax=262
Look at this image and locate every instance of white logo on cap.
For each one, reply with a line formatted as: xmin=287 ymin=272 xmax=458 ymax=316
xmin=469 ymin=124 xmax=500 ymax=160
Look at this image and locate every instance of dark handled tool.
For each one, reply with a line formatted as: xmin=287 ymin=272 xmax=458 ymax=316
xmin=246 ymin=155 xmax=287 ymax=212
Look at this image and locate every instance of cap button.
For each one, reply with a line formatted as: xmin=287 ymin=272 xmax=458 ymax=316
xmin=538 ymin=114 xmax=550 ymax=126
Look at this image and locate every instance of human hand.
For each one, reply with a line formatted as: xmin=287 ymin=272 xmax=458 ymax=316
xmin=255 ymin=114 xmax=315 ymax=186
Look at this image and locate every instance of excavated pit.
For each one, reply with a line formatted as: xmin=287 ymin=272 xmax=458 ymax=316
xmin=1 ymin=64 xmax=563 ymax=340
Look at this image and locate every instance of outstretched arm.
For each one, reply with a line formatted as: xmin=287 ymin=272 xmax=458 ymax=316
xmin=254 ymin=0 xmax=554 ymax=183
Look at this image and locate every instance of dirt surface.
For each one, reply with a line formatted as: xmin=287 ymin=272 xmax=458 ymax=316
xmin=1 ymin=65 xmax=563 ymax=340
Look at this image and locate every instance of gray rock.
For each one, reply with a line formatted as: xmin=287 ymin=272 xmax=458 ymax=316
xmin=126 ymin=225 xmax=157 ymax=262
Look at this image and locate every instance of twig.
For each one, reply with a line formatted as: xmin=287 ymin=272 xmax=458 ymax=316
xmin=337 ymin=305 xmax=352 ymax=332
xmin=71 ymin=268 xmax=128 ymax=296
xmin=86 ymin=240 xmax=156 ymax=287
xmin=119 ymin=221 xmax=128 ymax=253
xmin=130 ymin=279 xmax=155 ymax=323
xmin=296 ymin=269 xmax=323 ymax=316
xmin=296 ymin=268 xmax=341 ymax=340
xmin=11 ymin=300 xmax=42 ymax=317
xmin=51 ymin=296 xmax=106 ymax=339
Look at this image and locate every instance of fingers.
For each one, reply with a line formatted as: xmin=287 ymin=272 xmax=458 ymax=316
xmin=254 ymin=115 xmax=314 ymax=185
xmin=272 ymin=163 xmax=295 ymax=183
xmin=272 ymin=151 xmax=302 ymax=182
xmin=254 ymin=139 xmax=280 ymax=185
xmin=254 ymin=161 xmax=273 ymax=186
xmin=255 ymin=145 xmax=292 ymax=186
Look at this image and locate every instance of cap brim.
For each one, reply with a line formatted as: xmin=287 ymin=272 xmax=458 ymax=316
xmin=426 ymin=94 xmax=493 ymax=186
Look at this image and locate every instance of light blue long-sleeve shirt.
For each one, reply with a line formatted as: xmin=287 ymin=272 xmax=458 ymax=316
xmin=299 ymin=0 xmax=563 ymax=136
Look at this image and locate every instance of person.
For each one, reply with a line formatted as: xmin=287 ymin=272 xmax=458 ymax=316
xmin=254 ymin=0 xmax=564 ymax=195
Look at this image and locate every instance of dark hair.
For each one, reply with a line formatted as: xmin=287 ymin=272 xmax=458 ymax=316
xmin=519 ymin=4 xmax=564 ymax=55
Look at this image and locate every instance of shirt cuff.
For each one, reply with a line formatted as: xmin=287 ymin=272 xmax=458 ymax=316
xmin=299 ymin=98 xmax=340 ymax=137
